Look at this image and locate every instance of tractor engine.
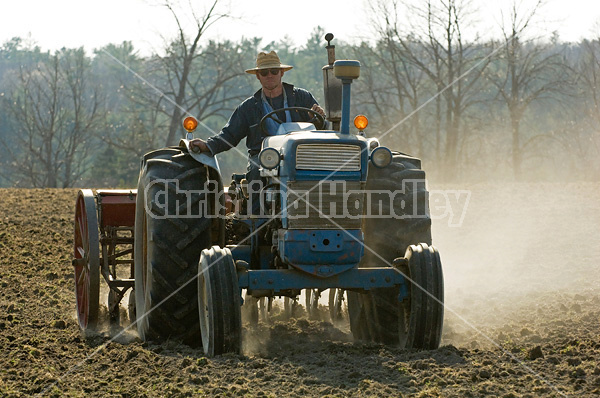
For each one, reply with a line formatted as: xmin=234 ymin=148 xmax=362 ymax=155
xmin=258 ymin=135 xmax=369 ymax=278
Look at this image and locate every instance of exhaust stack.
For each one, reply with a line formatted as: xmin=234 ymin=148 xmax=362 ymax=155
xmin=322 ymin=33 xmax=342 ymax=131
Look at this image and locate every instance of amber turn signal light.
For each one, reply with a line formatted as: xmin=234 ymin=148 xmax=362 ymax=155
xmin=183 ymin=116 xmax=198 ymax=132
xmin=354 ymin=115 xmax=368 ymax=131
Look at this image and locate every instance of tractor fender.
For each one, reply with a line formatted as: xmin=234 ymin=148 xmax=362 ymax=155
xmin=179 ymin=139 xmax=222 ymax=180
xmin=179 ymin=139 xmax=226 ymax=246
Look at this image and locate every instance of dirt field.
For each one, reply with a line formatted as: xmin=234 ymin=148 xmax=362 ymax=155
xmin=1 ymin=183 xmax=599 ymax=397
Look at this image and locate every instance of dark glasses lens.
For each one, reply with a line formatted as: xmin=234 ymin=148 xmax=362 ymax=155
xmin=259 ymin=68 xmax=280 ymax=76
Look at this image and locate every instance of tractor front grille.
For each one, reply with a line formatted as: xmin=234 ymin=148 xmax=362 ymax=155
xmin=296 ymin=144 xmax=361 ymax=171
xmin=286 ymin=180 xmax=365 ymax=229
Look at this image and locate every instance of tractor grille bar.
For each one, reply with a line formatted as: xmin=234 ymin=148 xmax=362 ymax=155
xmin=286 ymin=180 xmax=364 ymax=229
xmin=296 ymin=144 xmax=361 ymax=171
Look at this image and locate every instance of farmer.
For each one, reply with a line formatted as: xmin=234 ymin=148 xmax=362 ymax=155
xmin=190 ymin=50 xmax=325 ymax=213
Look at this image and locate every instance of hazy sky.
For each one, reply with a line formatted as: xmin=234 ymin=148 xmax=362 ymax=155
xmin=1 ymin=0 xmax=599 ymax=55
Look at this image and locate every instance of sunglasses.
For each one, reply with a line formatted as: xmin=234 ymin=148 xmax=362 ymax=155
xmin=259 ymin=68 xmax=281 ymax=77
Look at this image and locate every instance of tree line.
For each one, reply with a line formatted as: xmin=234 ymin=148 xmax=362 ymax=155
xmin=0 ymin=0 xmax=599 ymax=188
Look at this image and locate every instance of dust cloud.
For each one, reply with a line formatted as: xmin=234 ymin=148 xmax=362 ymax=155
xmin=432 ymin=181 xmax=600 ymax=346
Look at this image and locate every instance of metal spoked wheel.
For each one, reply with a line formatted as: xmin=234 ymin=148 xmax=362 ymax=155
xmin=127 ymin=289 xmax=136 ymax=323
xmin=198 ymin=246 xmax=242 ymax=357
xmin=73 ymin=189 xmax=100 ymax=330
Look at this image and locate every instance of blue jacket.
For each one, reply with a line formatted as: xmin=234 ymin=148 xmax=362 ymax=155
xmin=206 ymin=82 xmax=319 ymax=156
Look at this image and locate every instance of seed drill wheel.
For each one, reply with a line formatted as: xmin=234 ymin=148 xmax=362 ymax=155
xmin=329 ymin=288 xmax=346 ymax=324
xmin=134 ymin=147 xmax=212 ymax=345
xmin=73 ymin=189 xmax=100 ymax=330
xmin=398 ymin=243 xmax=444 ymax=349
xmin=127 ymin=289 xmax=136 ymax=323
xmin=305 ymin=289 xmax=320 ymax=319
xmin=198 ymin=246 xmax=242 ymax=357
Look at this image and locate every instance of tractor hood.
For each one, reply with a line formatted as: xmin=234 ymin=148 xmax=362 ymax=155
xmin=262 ymin=130 xmax=368 ymax=150
xmin=261 ymin=130 xmax=369 ymax=181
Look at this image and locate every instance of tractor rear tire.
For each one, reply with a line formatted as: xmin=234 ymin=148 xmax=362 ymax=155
xmin=349 ymin=154 xmax=442 ymax=349
xmin=198 ymin=246 xmax=242 ymax=356
xmin=134 ymin=147 xmax=212 ymax=345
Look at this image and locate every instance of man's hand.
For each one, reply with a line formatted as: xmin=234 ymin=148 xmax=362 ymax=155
xmin=311 ymin=104 xmax=325 ymax=117
xmin=189 ymin=138 xmax=209 ymax=153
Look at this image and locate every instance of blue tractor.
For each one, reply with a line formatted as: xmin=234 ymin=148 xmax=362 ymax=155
xmin=132 ymin=34 xmax=444 ymax=356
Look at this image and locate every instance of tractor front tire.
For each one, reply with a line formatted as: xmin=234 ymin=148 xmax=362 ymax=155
xmin=198 ymin=246 xmax=242 ymax=356
xmin=349 ymin=154 xmax=443 ymax=349
xmin=134 ymin=147 xmax=212 ymax=345
xmin=401 ymin=243 xmax=444 ymax=349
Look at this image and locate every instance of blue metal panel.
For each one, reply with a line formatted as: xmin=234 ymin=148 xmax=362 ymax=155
xmin=229 ymin=245 xmax=250 ymax=264
xmin=278 ymin=229 xmax=363 ymax=276
xmin=238 ymin=267 xmax=407 ymax=293
xmin=278 ymin=176 xmax=291 ymax=229
xmin=293 ymin=170 xmax=362 ymax=181
xmin=275 ymin=133 xmax=369 ymax=181
xmin=340 ymin=81 xmax=352 ymax=134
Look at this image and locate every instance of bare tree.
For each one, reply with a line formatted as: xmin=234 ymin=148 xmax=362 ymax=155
xmin=92 ymin=1 xmax=256 ymax=177
xmin=561 ymin=37 xmax=600 ymax=178
xmin=92 ymin=45 xmax=168 ymax=162
xmin=1 ymin=48 xmax=103 ymax=187
xmin=125 ymin=36 xmax=254 ymax=147
xmin=148 ymin=0 xmax=253 ymax=146
xmin=579 ymin=38 xmax=600 ymax=128
xmin=367 ymin=0 xmax=492 ymax=177
xmin=490 ymin=0 xmax=571 ymax=179
xmin=90 ymin=42 xmax=164 ymax=159
xmin=354 ymin=37 xmax=428 ymax=158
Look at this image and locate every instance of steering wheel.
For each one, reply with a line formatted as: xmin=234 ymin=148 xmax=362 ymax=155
xmin=259 ymin=106 xmax=325 ymax=134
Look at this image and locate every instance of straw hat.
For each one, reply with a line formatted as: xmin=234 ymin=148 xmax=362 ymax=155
xmin=245 ymin=51 xmax=293 ymax=74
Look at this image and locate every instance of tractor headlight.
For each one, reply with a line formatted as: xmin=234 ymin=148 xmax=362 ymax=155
xmin=371 ymin=147 xmax=392 ymax=168
xmin=259 ymin=148 xmax=281 ymax=169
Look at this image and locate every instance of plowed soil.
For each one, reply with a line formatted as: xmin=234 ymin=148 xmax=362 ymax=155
xmin=1 ymin=183 xmax=599 ymax=397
